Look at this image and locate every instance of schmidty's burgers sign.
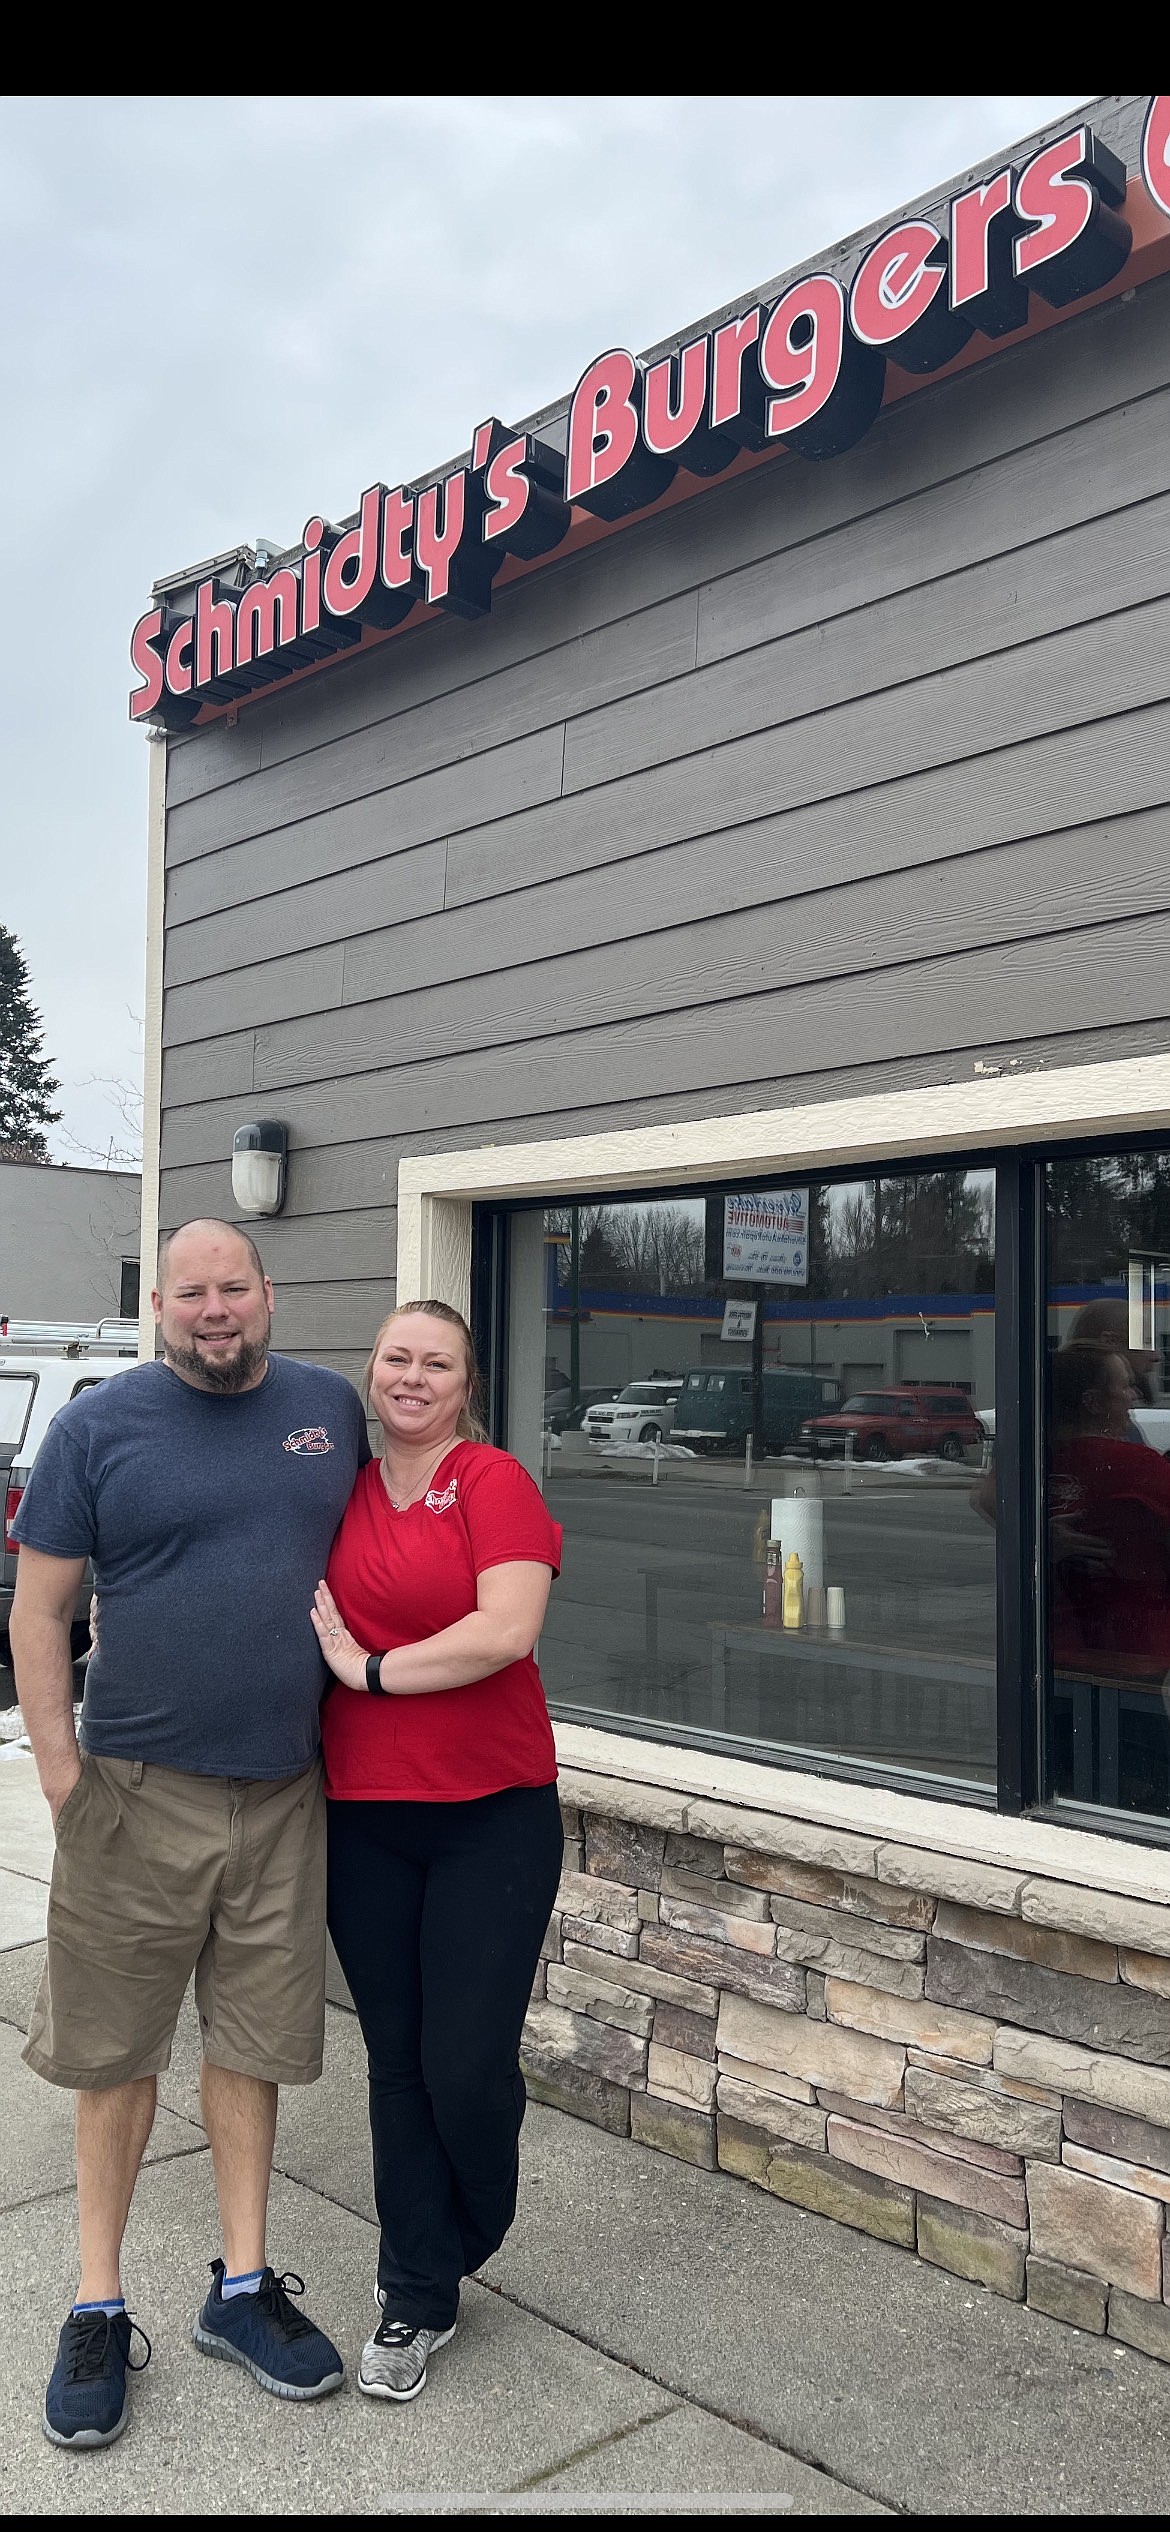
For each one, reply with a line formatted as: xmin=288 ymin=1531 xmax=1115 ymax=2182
xmin=130 ymin=101 xmax=1170 ymax=729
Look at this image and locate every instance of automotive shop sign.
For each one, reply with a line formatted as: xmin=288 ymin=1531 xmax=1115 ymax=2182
xmin=723 ymin=1192 xmax=809 ymax=1286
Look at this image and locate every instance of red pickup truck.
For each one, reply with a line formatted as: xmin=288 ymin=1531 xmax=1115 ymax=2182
xmin=800 ymin=1385 xmax=985 ymax=1464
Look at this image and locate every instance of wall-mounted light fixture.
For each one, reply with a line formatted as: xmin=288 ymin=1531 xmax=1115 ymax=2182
xmin=231 ymin=1119 xmax=288 ymax=1217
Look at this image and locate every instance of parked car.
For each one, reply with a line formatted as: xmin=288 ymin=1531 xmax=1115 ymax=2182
xmin=582 ymin=1380 xmax=684 ymax=1444
xmin=542 ymin=1373 xmax=572 ymax=1422
xmin=1 ymin=1328 xmax=138 ymax=1679
xmin=801 ymin=1385 xmax=984 ymax=1464
xmin=545 ymin=1385 xmax=621 ymax=1434
xmin=673 ymin=1366 xmax=843 ymax=1455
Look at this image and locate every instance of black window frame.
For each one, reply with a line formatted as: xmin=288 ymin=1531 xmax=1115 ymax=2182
xmin=471 ymin=1127 xmax=1170 ymax=1854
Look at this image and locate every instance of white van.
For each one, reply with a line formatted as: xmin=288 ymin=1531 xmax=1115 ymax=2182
xmin=1 ymin=1322 xmax=138 ymax=1676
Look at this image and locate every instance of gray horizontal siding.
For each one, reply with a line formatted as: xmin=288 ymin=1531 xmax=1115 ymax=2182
xmin=696 ymin=384 xmax=1170 ymax=669
xmin=163 ymin=705 xmax=1170 ymax=1044
xmin=158 ymin=1140 xmax=402 ymax=1224
xmin=165 ymin=368 xmax=1170 ymax=942
xmin=445 ymin=607 xmax=1170 ymax=908
xmin=163 ymin=591 xmax=1170 ymax=991
xmin=159 ymin=1009 xmax=1170 ymax=1189
xmin=166 ymin=591 xmax=698 ymax=860
xmin=560 ymin=493 xmax=1170 ymax=798
xmin=165 ymin=944 xmax=345 ymax=1044
xmin=158 ymin=245 xmax=1170 ymax=1364
xmin=174 ymin=366 xmax=1165 ymax=873
xmin=168 ymin=777 xmax=437 ymax=931
xmin=158 ymin=806 xmax=1170 ymax=1102
xmin=164 ymin=838 xmax=446 ymax=993
xmin=268 ymin=1344 xmax=370 ymax=1390
xmin=232 ymin=1206 xmax=395 ymax=1285
xmin=165 ymin=1030 xmax=254 ymax=1105
xmin=166 ymin=720 xmax=563 ymax=871
xmin=264 ymin=1280 xmax=393 ymax=1352
xmin=159 ymin=896 xmax=1170 ymax=1173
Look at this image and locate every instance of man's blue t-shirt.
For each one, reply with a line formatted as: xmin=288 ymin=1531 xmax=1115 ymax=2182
xmin=11 ymin=1354 xmax=370 ymax=1779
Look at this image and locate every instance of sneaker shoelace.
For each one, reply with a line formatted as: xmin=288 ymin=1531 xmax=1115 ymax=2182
xmin=255 ymin=2271 xmax=317 ymax=2340
xmin=63 ymin=2311 xmax=152 ymax=2380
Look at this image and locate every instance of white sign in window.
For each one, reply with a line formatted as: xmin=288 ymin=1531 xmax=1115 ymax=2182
xmin=723 ymin=1191 xmax=809 ymax=1286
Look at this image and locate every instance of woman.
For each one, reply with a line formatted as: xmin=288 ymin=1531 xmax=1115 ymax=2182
xmin=1048 ymin=1341 xmax=1170 ymax=1683
xmin=1048 ymin=1341 xmax=1170 ymax=1811
xmin=309 ymin=1299 xmax=563 ymax=2405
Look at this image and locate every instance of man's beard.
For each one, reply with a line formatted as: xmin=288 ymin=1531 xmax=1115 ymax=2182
xmin=164 ymin=1330 xmax=270 ymax=1394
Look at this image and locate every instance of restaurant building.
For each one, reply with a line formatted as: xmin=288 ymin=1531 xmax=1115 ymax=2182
xmin=134 ymin=95 xmax=1170 ymax=2351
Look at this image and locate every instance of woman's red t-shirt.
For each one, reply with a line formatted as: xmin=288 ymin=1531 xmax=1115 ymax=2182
xmin=321 ymin=1442 xmax=562 ymax=1802
xmin=1050 ymin=1433 xmax=1170 ymax=1683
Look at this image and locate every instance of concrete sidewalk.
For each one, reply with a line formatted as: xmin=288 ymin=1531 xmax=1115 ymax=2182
xmin=4 ymin=1744 xmax=1170 ymax=2514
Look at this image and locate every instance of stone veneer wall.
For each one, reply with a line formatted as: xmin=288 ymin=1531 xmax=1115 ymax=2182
xmin=522 ymin=1768 xmax=1170 ymax=2361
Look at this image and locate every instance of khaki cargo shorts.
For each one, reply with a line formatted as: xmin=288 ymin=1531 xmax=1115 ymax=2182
xmin=24 ymin=1753 xmax=326 ymax=2092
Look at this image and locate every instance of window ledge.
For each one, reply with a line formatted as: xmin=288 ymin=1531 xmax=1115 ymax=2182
xmin=554 ymin=1720 xmax=1170 ymax=1937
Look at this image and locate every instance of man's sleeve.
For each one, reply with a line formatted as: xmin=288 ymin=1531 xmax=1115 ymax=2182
xmin=9 ymin=1416 xmax=97 ymax=1559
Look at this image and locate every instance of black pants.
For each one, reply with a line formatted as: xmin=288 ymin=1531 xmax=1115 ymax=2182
xmin=326 ymin=1782 xmax=563 ymax=2329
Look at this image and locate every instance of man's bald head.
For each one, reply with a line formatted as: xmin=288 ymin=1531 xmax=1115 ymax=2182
xmin=152 ymin=1220 xmax=274 ymax=1394
xmin=157 ymin=1220 xmax=266 ymax=1293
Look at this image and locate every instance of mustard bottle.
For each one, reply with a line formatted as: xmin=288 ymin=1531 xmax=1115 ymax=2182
xmin=782 ymin=1550 xmax=804 ymax=1630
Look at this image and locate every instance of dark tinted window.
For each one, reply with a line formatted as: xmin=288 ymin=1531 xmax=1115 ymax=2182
xmin=1044 ymin=1148 xmax=1170 ymax=1822
xmin=509 ymin=1166 xmax=995 ymax=1792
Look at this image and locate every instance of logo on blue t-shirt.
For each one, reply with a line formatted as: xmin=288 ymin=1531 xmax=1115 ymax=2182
xmin=283 ymin=1426 xmax=334 ymax=1456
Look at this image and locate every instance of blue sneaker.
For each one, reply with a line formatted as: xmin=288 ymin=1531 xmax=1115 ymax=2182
xmin=193 ymin=2262 xmax=343 ymax=2400
xmin=43 ymin=2307 xmax=151 ymax=2448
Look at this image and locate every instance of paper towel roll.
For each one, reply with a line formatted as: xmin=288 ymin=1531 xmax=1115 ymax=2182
xmin=770 ymin=1493 xmax=824 ymax=1591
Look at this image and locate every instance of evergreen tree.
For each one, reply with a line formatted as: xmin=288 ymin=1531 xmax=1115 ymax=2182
xmin=0 ymin=926 xmax=61 ymax=1162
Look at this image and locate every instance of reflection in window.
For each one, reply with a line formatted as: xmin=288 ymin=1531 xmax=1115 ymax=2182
xmin=508 ymin=1168 xmax=996 ymax=1792
xmin=1045 ymin=1150 xmax=1170 ymax=1819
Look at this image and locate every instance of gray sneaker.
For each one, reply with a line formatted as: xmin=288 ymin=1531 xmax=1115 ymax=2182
xmin=358 ymin=2315 xmax=456 ymax=2402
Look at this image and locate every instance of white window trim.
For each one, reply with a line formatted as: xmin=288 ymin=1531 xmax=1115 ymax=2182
xmin=396 ymin=1050 xmax=1170 ymax=1308
xmin=394 ymin=1049 xmax=1170 ymax=1879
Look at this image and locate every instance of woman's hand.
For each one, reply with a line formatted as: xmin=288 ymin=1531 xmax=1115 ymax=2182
xmin=310 ymin=1581 xmax=371 ymax=1691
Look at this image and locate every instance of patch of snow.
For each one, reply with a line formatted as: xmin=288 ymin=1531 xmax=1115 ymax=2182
xmin=877 ymin=1457 xmax=968 ymax=1477
xmin=600 ymin=1441 xmax=696 ymax=1461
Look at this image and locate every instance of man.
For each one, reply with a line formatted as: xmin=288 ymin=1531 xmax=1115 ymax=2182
xmin=11 ymin=1219 xmax=369 ymax=2448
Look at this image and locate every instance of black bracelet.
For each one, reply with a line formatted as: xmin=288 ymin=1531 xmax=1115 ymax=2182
xmin=365 ymin=1652 xmax=389 ymax=1697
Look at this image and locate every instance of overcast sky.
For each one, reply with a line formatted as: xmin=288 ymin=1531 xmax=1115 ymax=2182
xmin=2 ymin=92 xmax=1088 ymax=1167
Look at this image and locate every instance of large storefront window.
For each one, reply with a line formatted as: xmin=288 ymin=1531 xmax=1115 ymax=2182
xmin=1044 ymin=1149 xmax=1170 ymax=1821
xmin=504 ymin=1166 xmax=996 ymax=1792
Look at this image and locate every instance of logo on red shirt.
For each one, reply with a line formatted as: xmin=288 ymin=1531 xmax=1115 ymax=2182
xmin=283 ymin=1426 xmax=333 ymax=1455
xmin=425 ymin=1479 xmax=458 ymax=1513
